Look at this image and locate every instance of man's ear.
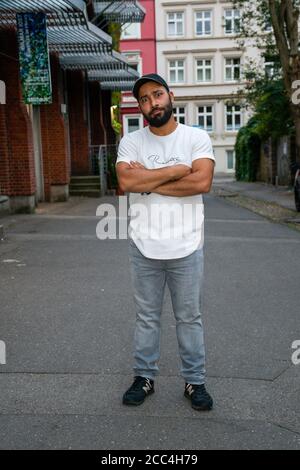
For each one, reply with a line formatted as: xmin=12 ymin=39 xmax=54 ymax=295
xmin=169 ymin=91 xmax=175 ymax=104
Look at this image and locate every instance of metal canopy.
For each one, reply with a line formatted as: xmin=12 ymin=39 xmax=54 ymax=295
xmin=100 ymin=80 xmax=136 ymax=91
xmin=93 ymin=1 xmax=146 ymax=24
xmin=50 ymin=42 xmax=112 ymax=55
xmin=89 ymin=65 xmax=138 ymax=91
xmin=0 ymin=6 xmax=112 ymax=45
xmin=0 ymin=0 xmax=86 ymax=13
xmin=60 ymin=53 xmax=122 ymax=69
xmin=59 ymin=50 xmax=139 ymax=75
xmin=0 ymin=10 xmax=85 ymax=28
xmin=48 ymin=19 xmax=112 ymax=48
xmin=88 ymin=66 xmax=139 ymax=80
xmin=60 ymin=50 xmax=124 ymax=69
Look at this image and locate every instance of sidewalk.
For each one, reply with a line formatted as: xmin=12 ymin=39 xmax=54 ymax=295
xmin=1 ymin=190 xmax=300 ymax=448
xmin=212 ymin=173 xmax=296 ymax=212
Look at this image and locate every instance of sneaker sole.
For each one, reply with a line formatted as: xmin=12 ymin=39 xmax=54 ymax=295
xmin=184 ymin=392 xmax=213 ymax=411
xmin=123 ymin=389 xmax=154 ymax=406
xmin=122 ymin=399 xmax=144 ymax=406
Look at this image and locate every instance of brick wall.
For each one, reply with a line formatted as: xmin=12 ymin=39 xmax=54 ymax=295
xmin=0 ymin=28 xmax=35 ymax=197
xmin=40 ymin=54 xmax=70 ymax=200
xmin=0 ymin=104 xmax=10 ymax=195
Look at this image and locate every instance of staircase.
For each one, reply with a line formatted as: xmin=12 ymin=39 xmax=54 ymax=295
xmin=69 ymin=176 xmax=101 ymax=197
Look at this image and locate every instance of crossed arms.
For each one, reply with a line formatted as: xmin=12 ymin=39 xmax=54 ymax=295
xmin=116 ymin=158 xmax=215 ymax=197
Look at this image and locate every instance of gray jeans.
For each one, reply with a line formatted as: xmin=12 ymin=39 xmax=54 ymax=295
xmin=128 ymin=238 xmax=206 ymax=385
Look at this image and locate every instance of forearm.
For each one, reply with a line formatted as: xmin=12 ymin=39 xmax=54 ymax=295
xmin=118 ymin=166 xmax=178 ymax=193
xmin=152 ymin=172 xmax=211 ymax=196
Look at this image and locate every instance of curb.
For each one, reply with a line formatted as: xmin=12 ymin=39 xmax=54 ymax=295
xmin=213 ymin=184 xmax=296 ymax=212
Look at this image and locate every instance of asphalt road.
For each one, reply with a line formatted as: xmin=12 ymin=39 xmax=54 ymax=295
xmin=0 ymin=193 xmax=299 ymax=450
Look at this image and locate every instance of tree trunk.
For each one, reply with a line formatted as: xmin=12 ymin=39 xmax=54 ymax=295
xmin=289 ymin=55 xmax=300 ymax=164
xmin=290 ymin=107 xmax=300 ymax=164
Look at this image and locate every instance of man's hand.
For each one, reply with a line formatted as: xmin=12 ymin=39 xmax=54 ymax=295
xmin=152 ymin=158 xmax=215 ymax=197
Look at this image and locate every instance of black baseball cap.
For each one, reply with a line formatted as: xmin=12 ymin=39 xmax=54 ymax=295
xmin=132 ymin=73 xmax=170 ymax=101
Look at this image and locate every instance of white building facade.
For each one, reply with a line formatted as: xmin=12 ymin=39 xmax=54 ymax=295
xmin=155 ymin=0 xmax=259 ymax=174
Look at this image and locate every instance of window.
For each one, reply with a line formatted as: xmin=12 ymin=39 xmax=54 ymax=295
xmin=196 ymin=59 xmax=212 ymax=82
xmin=122 ymin=52 xmax=142 ymax=76
xmin=264 ymin=56 xmax=281 ymax=78
xmin=264 ymin=20 xmax=272 ymax=32
xmin=225 ymin=104 xmax=241 ymax=131
xmin=124 ymin=115 xmax=143 ymax=134
xmin=173 ymin=106 xmax=186 ymax=124
xmin=168 ymin=60 xmax=185 ymax=83
xmin=121 ymin=22 xmax=141 ymax=39
xmin=225 ymin=58 xmax=241 ymax=81
xmin=195 ymin=11 xmax=212 ymax=36
xmin=198 ymin=105 xmax=214 ymax=132
xmin=167 ymin=12 xmax=184 ymax=36
xmin=226 ymin=150 xmax=235 ymax=170
xmin=224 ymin=9 xmax=240 ymax=35
xmin=265 ymin=60 xmax=275 ymax=78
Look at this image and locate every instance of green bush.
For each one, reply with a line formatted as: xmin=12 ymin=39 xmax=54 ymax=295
xmin=107 ymin=154 xmax=118 ymax=189
xmin=235 ymin=117 xmax=261 ymax=181
xmin=235 ymin=79 xmax=294 ymax=181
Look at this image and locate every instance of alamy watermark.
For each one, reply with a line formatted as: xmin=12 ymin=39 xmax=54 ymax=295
xmin=0 ymin=80 xmax=6 ymax=105
xmin=95 ymin=196 xmax=204 ymax=240
xmin=291 ymin=340 xmax=300 ymax=366
xmin=292 ymin=80 xmax=300 ymax=105
xmin=0 ymin=340 xmax=6 ymax=365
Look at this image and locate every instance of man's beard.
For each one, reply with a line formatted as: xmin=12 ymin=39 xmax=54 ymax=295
xmin=144 ymin=99 xmax=173 ymax=127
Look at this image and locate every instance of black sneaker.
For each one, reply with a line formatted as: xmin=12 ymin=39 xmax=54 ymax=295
xmin=123 ymin=376 xmax=154 ymax=406
xmin=184 ymin=383 xmax=213 ymax=411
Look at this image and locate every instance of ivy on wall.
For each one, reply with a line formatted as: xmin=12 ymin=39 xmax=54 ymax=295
xmin=108 ymin=22 xmax=122 ymax=136
xmin=235 ymin=79 xmax=294 ymax=181
xmin=235 ymin=117 xmax=261 ymax=181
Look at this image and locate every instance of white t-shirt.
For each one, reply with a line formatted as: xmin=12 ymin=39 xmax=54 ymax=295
xmin=116 ymin=123 xmax=215 ymax=259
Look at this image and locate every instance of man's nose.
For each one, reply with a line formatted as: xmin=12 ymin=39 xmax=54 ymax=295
xmin=149 ymin=96 xmax=159 ymax=108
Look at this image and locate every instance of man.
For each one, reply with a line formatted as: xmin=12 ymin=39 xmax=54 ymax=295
xmin=116 ymin=73 xmax=215 ymax=411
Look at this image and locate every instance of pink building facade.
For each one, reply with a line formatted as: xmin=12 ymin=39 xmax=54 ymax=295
xmin=120 ymin=0 xmax=157 ymax=134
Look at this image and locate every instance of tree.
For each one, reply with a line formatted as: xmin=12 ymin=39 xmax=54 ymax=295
xmin=233 ymin=0 xmax=300 ymax=163
xmin=234 ymin=78 xmax=294 ymax=181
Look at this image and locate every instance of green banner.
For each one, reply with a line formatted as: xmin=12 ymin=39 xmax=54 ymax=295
xmin=17 ymin=12 xmax=52 ymax=105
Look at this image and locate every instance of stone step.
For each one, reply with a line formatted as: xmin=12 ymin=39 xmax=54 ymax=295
xmin=69 ymin=189 xmax=101 ymax=198
xmin=69 ymin=182 xmax=100 ymax=189
xmin=0 ymin=195 xmax=10 ymax=215
xmin=70 ymin=176 xmax=100 ymax=184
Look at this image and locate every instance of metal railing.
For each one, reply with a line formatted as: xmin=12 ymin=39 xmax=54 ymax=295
xmin=89 ymin=144 xmax=118 ymax=196
xmin=99 ymin=144 xmax=118 ymax=194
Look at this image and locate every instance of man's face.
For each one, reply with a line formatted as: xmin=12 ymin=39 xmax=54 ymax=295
xmin=138 ymin=81 xmax=174 ymax=127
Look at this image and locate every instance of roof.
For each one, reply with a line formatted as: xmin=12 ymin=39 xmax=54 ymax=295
xmin=93 ymin=1 xmax=146 ymax=24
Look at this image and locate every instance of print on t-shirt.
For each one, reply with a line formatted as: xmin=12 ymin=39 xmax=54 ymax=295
xmin=147 ymin=154 xmax=183 ymax=165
